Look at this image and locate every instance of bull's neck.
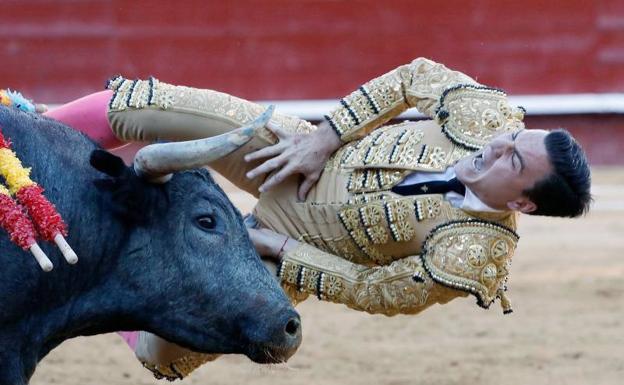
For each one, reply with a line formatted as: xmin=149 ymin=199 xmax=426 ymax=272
xmin=39 ymin=276 xmax=144 ymax=353
xmin=17 ymin=248 xmax=148 ymax=382
xmin=32 ymin=214 xmax=145 ymax=348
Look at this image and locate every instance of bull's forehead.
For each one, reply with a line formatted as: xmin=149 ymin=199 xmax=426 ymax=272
xmin=166 ymin=170 xmax=239 ymax=213
xmin=169 ymin=169 xmax=218 ymax=195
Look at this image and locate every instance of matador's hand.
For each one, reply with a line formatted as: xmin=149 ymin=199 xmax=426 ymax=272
xmin=248 ymin=228 xmax=298 ymax=261
xmin=244 ymin=120 xmax=341 ymax=201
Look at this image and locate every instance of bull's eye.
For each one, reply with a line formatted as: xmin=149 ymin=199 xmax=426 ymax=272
xmin=196 ymin=215 xmax=216 ymax=230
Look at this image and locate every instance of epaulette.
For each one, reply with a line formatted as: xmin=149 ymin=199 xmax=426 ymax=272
xmin=420 ymin=219 xmax=519 ymax=313
xmin=435 ymin=84 xmax=526 ymax=151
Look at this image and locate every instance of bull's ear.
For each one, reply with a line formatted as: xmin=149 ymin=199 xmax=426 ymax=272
xmin=90 ymin=149 xmax=127 ymax=177
xmin=90 ymin=150 xmax=154 ymax=223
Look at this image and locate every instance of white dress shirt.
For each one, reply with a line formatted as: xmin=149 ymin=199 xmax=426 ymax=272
xmin=398 ymin=167 xmax=500 ymax=212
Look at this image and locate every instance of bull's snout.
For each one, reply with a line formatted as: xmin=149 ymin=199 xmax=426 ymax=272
xmin=281 ymin=312 xmax=302 ymax=352
xmin=284 ymin=316 xmax=301 ymax=339
xmin=245 ymin=308 xmax=302 ymax=364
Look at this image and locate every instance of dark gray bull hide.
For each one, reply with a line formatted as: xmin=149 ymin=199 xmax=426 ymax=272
xmin=0 ymin=106 xmax=301 ymax=385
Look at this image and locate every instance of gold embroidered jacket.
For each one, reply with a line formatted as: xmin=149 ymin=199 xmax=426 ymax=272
xmin=104 ymin=58 xmax=525 ymax=318
xmin=254 ymin=58 xmax=525 ymax=316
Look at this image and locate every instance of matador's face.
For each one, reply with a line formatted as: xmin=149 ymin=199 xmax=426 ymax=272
xmin=455 ymin=129 xmax=552 ymax=213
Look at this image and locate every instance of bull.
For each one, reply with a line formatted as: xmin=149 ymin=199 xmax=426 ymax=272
xmin=0 ymin=105 xmax=301 ymax=385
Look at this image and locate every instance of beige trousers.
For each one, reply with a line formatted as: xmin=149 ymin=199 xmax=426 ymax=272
xmin=107 ymin=82 xmax=315 ymax=197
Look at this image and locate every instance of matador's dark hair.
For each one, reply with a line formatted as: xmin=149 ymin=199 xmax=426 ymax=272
xmin=523 ymin=129 xmax=592 ymax=217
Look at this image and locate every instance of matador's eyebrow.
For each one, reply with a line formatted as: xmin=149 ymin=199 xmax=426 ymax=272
xmin=511 ymin=130 xmax=525 ymax=173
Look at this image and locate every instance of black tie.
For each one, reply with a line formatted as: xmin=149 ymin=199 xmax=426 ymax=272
xmin=391 ymin=177 xmax=466 ymax=196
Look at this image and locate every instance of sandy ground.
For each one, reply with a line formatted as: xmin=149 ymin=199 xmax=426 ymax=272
xmin=30 ymin=167 xmax=624 ymax=385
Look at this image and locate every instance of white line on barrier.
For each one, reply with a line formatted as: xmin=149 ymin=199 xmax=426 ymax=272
xmin=48 ymin=93 xmax=624 ymax=120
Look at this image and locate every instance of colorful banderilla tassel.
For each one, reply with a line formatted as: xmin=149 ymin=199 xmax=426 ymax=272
xmin=0 ymin=89 xmax=36 ymax=113
xmin=0 ymin=184 xmax=53 ymax=271
xmin=0 ymin=129 xmax=78 ymax=271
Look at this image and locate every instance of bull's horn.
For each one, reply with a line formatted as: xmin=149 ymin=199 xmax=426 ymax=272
xmin=134 ymin=105 xmax=274 ymax=183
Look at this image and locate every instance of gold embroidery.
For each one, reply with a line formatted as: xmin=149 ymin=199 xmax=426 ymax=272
xmin=421 ymin=220 xmax=519 ymax=310
xmin=467 ymin=244 xmax=487 ymax=267
xmin=108 ymin=78 xmax=134 ymax=111
xmin=418 ymin=146 xmax=447 ymax=169
xmin=340 ymin=197 xmax=420 ymax=260
xmin=326 ymin=236 xmax=369 ymax=264
xmin=107 ymin=76 xmax=177 ymax=111
xmin=282 ymin=284 xmax=310 ymax=306
xmin=378 ymin=170 xmax=409 ymax=189
xmin=340 ymin=123 xmax=425 ymax=169
xmin=447 ymin=146 xmax=472 ymax=165
xmin=491 ymin=239 xmax=510 ymax=261
xmin=280 ymin=243 xmax=468 ymax=316
xmin=361 ymin=244 xmax=393 ymax=264
xmin=481 ymin=263 xmax=498 ymax=288
xmin=282 ymin=261 xmax=300 ymax=286
xmin=339 ymin=208 xmax=360 ymax=229
xmin=383 ymin=199 xmax=416 ymax=242
xmin=415 ymin=196 xmax=442 ymax=221
xmin=323 ymin=275 xmax=344 ymax=300
xmin=298 ymin=233 xmax=370 ymax=264
xmin=325 ymin=72 xmax=405 ymax=140
xmin=338 ymin=205 xmax=396 ymax=264
xmin=346 ymin=192 xmax=390 ymax=205
xmin=435 ymin=85 xmax=525 ymax=151
xmin=406 ymin=58 xmax=479 ymax=117
xmin=390 ymin=130 xmax=425 ymax=166
xmin=128 ymin=79 xmax=150 ymax=109
xmin=106 ymin=75 xmax=125 ymax=91
xmin=302 ymin=268 xmax=321 ymax=293
xmin=347 ymin=169 xmax=409 ymax=193
xmin=384 ymin=198 xmax=412 ymax=222
xmin=389 ymin=221 xmax=415 ymax=242
xmin=365 ymin=225 xmax=389 ymax=244
xmin=156 ymin=83 xmax=175 ymax=109
xmin=352 ymin=258 xmax=433 ymax=315
xmin=359 ymin=201 xmax=384 ymax=226
xmin=279 ymin=245 xmax=348 ymax=301
xmin=142 ymin=352 xmax=218 ymax=380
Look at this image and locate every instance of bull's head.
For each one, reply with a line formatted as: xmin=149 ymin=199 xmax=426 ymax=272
xmin=89 ymin=107 xmax=301 ymax=364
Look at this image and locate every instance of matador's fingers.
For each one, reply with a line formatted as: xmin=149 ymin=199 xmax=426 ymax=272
xmin=259 ymin=163 xmax=296 ymax=193
xmin=244 ymin=142 xmax=285 ymax=163
xmin=246 ymin=153 xmax=288 ymax=181
xmin=297 ymin=172 xmax=320 ymax=202
xmin=265 ymin=119 xmax=290 ymax=139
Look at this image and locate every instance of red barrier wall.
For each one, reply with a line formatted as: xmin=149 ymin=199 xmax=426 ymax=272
xmin=1 ymin=0 xmax=624 ymax=101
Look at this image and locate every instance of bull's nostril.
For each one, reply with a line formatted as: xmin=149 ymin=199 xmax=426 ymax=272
xmin=285 ymin=318 xmax=300 ymax=336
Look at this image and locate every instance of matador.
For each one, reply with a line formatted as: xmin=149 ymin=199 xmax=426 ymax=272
xmin=42 ymin=57 xmax=591 ymax=380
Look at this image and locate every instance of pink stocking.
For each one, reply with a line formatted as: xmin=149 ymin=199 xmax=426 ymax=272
xmin=118 ymin=331 xmax=139 ymax=350
xmin=44 ymin=90 xmax=125 ymax=150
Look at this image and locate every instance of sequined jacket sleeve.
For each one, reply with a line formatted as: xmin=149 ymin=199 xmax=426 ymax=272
xmin=324 ymin=57 xmax=480 ymax=142
xmin=278 ymin=243 xmax=466 ymax=316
